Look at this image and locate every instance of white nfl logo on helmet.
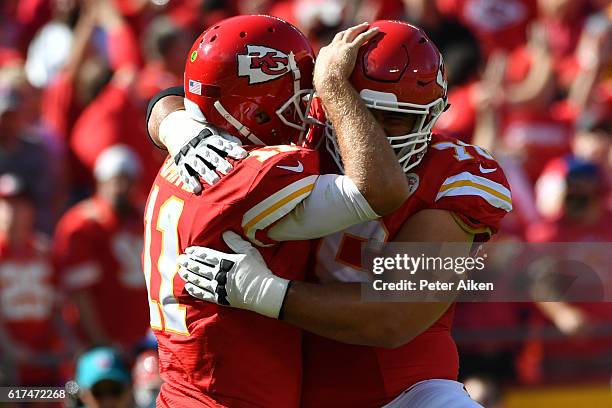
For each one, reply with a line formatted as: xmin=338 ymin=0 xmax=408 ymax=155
xmin=238 ymin=45 xmax=291 ymax=84
xmin=406 ymin=173 xmax=420 ymax=197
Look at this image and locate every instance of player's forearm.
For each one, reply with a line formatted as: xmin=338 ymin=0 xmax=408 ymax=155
xmin=147 ymin=95 xmax=185 ymax=149
xmin=281 ymin=281 xmax=448 ymax=348
xmin=316 ymin=79 xmax=409 ymax=215
xmin=282 ymin=281 xmax=385 ymax=346
xmin=96 ymin=0 xmax=126 ymax=32
xmin=472 ymin=105 xmax=499 ymax=152
xmin=63 ymin=5 xmax=96 ymax=80
xmin=536 ymin=301 xmax=581 ymax=325
xmin=568 ymin=65 xmax=601 ymax=109
xmin=505 ymin=51 xmax=553 ymax=108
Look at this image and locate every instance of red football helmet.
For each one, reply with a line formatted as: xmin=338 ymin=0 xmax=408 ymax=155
xmin=184 ymin=15 xmax=315 ymax=146
xmin=326 ymin=20 xmax=448 ymax=173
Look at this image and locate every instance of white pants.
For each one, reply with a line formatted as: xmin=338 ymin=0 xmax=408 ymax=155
xmin=382 ymin=379 xmax=484 ymax=408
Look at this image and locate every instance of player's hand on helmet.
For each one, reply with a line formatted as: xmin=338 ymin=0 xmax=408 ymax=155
xmin=160 ymin=111 xmax=247 ymax=193
xmin=177 ymin=231 xmax=290 ymax=319
xmin=314 ymin=22 xmax=380 ymax=90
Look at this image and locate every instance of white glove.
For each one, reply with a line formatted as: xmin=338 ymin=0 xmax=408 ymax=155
xmin=159 ymin=110 xmax=247 ymax=193
xmin=177 ymin=231 xmax=290 ymax=319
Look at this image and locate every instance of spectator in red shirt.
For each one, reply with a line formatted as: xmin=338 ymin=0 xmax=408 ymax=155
xmin=537 ymin=0 xmax=591 ymax=88
xmin=137 ymin=15 xmax=192 ymax=101
xmin=40 ymin=0 xmax=101 ymax=144
xmin=23 ymin=0 xmax=82 ymax=89
xmin=70 ymin=65 xmax=164 ymax=194
xmin=54 ymin=145 xmax=149 ymax=351
xmin=528 ymin=156 xmax=612 ymax=382
xmin=567 ymin=9 xmax=612 ymax=112
xmin=492 ymin=34 xmax=574 ymax=183
xmin=70 ymin=0 xmax=163 ymax=194
xmin=0 ymin=173 xmax=68 ymax=386
xmin=0 ymin=65 xmax=61 ymax=233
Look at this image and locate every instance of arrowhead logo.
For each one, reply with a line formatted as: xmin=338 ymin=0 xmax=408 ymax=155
xmin=238 ymin=45 xmax=291 ymax=85
xmin=406 ymin=173 xmax=420 ymax=196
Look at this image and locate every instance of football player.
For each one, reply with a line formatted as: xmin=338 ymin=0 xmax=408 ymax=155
xmin=143 ymin=16 xmax=412 ymax=408
xmin=173 ymin=21 xmax=513 ymax=407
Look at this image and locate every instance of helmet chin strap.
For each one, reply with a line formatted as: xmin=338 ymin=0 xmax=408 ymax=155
xmin=213 ymin=101 xmax=266 ymax=146
xmin=184 ymin=97 xmax=265 ymax=145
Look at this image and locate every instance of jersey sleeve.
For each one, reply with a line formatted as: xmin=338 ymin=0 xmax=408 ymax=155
xmin=240 ymin=146 xmax=320 ymax=246
xmin=267 ymin=174 xmax=379 ymax=241
xmin=420 ymin=137 xmax=513 ymax=239
xmin=431 ymin=164 xmax=513 ymax=239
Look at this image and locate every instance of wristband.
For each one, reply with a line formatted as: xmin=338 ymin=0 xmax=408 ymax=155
xmin=146 ymin=86 xmax=185 ymax=149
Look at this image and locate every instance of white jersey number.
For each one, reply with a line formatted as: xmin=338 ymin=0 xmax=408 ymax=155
xmin=143 ymin=186 xmax=189 ymax=335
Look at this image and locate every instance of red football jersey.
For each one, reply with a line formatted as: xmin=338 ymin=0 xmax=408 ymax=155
xmin=144 ymin=146 xmax=319 ymax=408
xmin=305 ymin=133 xmax=512 ymax=408
xmin=54 ymin=196 xmax=149 ymax=349
xmin=0 ymin=235 xmax=61 ymax=385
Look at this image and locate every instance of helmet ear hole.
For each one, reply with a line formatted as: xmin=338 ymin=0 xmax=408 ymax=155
xmin=254 ymin=110 xmax=271 ymax=125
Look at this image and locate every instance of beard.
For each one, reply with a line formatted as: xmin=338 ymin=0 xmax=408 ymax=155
xmin=112 ymin=195 xmax=133 ymax=217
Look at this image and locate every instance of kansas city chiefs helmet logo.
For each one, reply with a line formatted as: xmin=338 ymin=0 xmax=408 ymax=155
xmin=238 ymin=45 xmax=291 ymax=84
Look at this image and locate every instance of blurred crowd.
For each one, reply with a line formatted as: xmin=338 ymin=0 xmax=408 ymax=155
xmin=0 ymin=0 xmax=610 ymax=407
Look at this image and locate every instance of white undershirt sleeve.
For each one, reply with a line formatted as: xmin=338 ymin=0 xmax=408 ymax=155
xmin=268 ymin=174 xmax=380 ymax=241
